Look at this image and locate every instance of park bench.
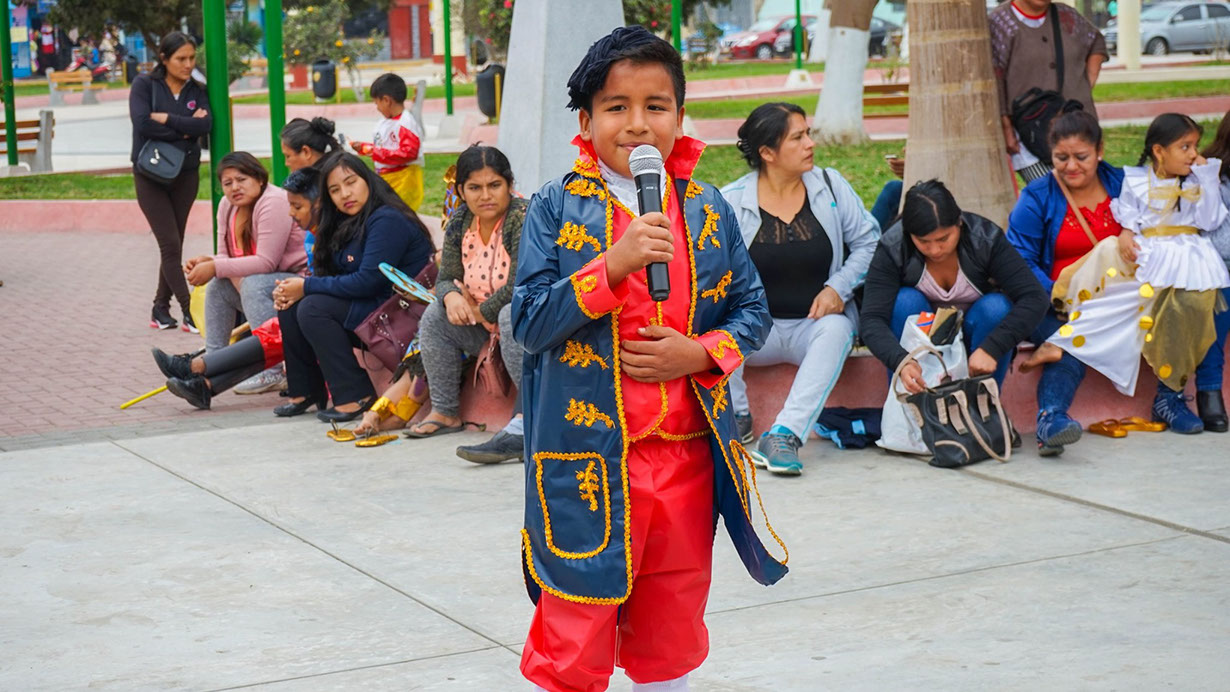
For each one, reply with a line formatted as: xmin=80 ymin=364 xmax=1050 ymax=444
xmin=864 ymin=82 xmax=909 ymax=118
xmin=0 ymin=110 xmax=55 ymax=173
xmin=47 ymin=70 xmax=106 ymax=106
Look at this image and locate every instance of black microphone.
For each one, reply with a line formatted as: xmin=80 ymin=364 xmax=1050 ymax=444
xmin=629 ymin=144 xmax=670 ymax=302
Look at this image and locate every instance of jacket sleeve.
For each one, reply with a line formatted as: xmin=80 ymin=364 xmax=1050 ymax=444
xmin=129 ymin=77 xmax=181 ymax=141
xmin=303 ymin=212 xmax=413 ymax=299
xmin=512 ymin=185 xmax=628 ymax=355
xmin=692 ymin=193 xmax=772 ymax=389
xmin=824 ymin=168 xmax=880 ymax=303
xmin=858 ymin=240 xmax=910 ymax=371
xmin=1006 ymin=185 xmax=1056 ymax=293
xmin=976 ymin=228 xmax=1049 ymax=361
xmin=166 ymin=87 xmax=213 ymax=137
xmin=371 ymin=119 xmax=422 ymax=167
xmin=214 ymin=193 xmax=295 ymax=278
xmin=434 ymin=209 xmax=468 ymax=303
xmin=478 ymin=203 xmax=524 ymax=324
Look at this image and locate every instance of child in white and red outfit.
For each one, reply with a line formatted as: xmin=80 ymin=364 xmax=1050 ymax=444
xmin=511 ymin=27 xmax=788 ymax=692
xmin=350 ymin=72 xmax=425 ymax=211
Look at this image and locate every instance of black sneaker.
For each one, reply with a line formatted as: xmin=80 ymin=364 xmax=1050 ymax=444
xmin=456 ymin=431 xmax=525 ymax=464
xmin=151 ymin=347 xmax=194 ymax=380
xmin=150 ymin=305 xmax=177 ymax=330
xmin=166 ymin=376 xmax=211 ymax=410
xmin=181 ymin=311 xmax=200 ymax=334
xmin=734 ymin=412 xmax=754 ymax=444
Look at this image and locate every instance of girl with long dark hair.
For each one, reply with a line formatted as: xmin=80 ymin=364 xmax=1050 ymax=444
xmin=271 ymin=152 xmax=434 ymax=421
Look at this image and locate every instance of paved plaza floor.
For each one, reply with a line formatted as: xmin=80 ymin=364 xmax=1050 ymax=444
xmin=3 ymin=415 xmax=1230 ymax=690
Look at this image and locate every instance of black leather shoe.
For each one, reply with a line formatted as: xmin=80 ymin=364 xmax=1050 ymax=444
xmin=275 ymin=393 xmax=327 ymax=417
xmin=152 ymin=347 xmax=194 ymax=380
xmin=316 ymin=396 xmax=375 ymax=423
xmin=1197 ymin=390 xmax=1228 ymax=433
xmin=166 ymin=376 xmax=211 ymax=410
xmin=456 ymin=430 xmax=525 ymax=464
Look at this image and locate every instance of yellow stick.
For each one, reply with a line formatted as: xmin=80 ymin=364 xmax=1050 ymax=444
xmin=120 ymin=386 xmax=168 ymax=410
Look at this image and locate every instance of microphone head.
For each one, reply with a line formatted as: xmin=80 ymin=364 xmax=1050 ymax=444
xmin=628 ymin=145 xmax=663 ymax=178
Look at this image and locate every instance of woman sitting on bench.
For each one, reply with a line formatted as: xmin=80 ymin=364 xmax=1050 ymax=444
xmin=718 ymin=103 xmax=880 ymax=477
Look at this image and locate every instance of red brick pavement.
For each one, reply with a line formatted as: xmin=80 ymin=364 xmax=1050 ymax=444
xmin=0 ymin=228 xmax=283 ymax=441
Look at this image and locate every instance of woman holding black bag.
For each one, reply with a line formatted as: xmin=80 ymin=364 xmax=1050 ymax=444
xmin=129 ymin=31 xmax=212 ymax=332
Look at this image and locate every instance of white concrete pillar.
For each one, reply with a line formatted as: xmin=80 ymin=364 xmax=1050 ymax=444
xmin=1118 ymin=0 xmax=1141 ymax=71
xmin=497 ymin=0 xmax=626 ymax=194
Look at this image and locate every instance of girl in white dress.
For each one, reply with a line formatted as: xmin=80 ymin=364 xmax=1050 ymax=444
xmin=1026 ymin=114 xmax=1229 ymax=433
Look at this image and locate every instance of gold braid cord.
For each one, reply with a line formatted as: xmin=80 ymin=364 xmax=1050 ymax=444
xmin=697 ymin=204 xmax=721 ymax=250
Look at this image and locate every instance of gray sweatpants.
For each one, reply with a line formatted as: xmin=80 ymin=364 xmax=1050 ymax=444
xmin=204 ymin=272 xmax=297 ymax=352
xmin=419 ymin=301 xmax=523 ymax=418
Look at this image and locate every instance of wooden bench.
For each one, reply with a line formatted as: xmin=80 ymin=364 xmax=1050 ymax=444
xmin=864 ymin=82 xmax=909 ymax=119
xmin=0 ymin=110 xmax=55 ymax=173
xmin=47 ymin=70 xmax=106 ymax=106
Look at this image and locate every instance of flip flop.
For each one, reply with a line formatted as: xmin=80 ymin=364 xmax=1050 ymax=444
xmin=355 ymin=433 xmax=399 ymax=448
xmin=327 ymin=423 xmax=357 ymax=442
xmin=403 ymin=419 xmax=486 ymax=439
xmin=1088 ymin=419 xmax=1127 ymax=438
xmin=1117 ymin=416 xmax=1167 ymax=433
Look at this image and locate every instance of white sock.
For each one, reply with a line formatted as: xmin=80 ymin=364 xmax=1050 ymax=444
xmin=503 ymin=414 xmax=524 ymax=436
xmin=631 ymin=674 xmax=689 ymax=691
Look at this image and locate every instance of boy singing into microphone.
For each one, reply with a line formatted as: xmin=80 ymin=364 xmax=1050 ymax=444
xmin=512 ymin=26 xmax=788 ymax=692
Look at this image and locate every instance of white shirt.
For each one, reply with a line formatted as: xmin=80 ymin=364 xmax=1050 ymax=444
xmin=598 ymin=158 xmax=664 ymax=215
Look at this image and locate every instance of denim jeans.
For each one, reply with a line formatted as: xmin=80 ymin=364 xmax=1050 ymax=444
xmin=1194 ymin=287 xmax=1230 ymax=392
xmin=890 ymin=287 xmax=1014 ymax=386
xmin=871 ymin=180 xmax=903 ymax=232
xmin=1029 ymin=310 xmax=1087 ymax=417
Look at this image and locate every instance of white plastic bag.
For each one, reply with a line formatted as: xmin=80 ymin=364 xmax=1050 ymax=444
xmin=876 ymin=314 xmax=969 ymax=455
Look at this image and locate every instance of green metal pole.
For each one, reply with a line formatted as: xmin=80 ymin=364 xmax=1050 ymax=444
xmin=1 ymin=0 xmax=18 ymax=166
xmin=443 ymin=0 xmax=453 ymax=116
xmin=203 ymin=0 xmax=232 ymax=253
xmin=266 ymin=0 xmax=287 ymax=183
xmin=794 ymin=0 xmax=803 ymax=69
xmin=671 ymin=0 xmax=682 ymax=53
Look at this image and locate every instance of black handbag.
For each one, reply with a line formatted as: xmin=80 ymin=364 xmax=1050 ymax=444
xmin=1009 ymin=4 xmax=1085 ymax=163
xmin=893 ymin=345 xmax=1013 ymax=468
xmin=137 ymin=81 xmax=186 ymax=184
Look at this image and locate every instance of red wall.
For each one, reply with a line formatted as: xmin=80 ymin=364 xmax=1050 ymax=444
xmin=389 ymin=0 xmax=431 ymax=59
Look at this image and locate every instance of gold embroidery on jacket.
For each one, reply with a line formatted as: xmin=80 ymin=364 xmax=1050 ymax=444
xmin=557 ymin=222 xmax=602 ymax=253
xmin=697 ymin=204 xmax=721 ymax=250
xmin=565 ymin=398 xmax=615 ymax=428
xmin=560 ymin=340 xmax=609 ymax=369
xmin=576 ymin=460 xmax=601 ymax=512
xmin=701 ymin=271 xmax=732 ymax=303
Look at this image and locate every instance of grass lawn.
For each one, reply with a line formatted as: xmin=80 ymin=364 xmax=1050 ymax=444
xmin=232 ymin=82 xmax=478 ymax=106
xmin=684 ymin=60 xmax=823 ymax=81
xmin=5 ymin=121 xmax=1211 ymax=212
xmin=686 ymin=78 xmax=1229 ymax=120
xmin=3 ymin=79 xmax=129 ymax=100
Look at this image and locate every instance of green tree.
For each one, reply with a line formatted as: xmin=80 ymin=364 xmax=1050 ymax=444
xmin=284 ymin=1 xmax=383 ymax=96
xmin=37 ymin=0 xmax=201 ymax=46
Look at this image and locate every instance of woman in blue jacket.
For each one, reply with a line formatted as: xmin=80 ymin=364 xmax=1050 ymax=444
xmin=1007 ymin=111 xmax=1124 ymax=455
xmin=271 ymin=152 xmax=434 ymax=421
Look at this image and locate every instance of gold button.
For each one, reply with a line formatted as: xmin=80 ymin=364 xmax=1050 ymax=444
xmin=1158 ymin=364 xmax=1173 ymax=379
xmin=1073 ymin=335 xmax=1086 ymax=347
xmin=1107 ymin=267 xmax=1118 ymax=278
xmin=1058 ymin=325 xmax=1074 ymax=337
xmin=1078 ymin=289 xmax=1092 ymax=301
xmin=1071 ymin=311 xmax=1081 ymax=321
xmin=1140 ymin=283 xmax=1155 ymax=298
xmin=1139 ymin=315 xmax=1155 ymax=330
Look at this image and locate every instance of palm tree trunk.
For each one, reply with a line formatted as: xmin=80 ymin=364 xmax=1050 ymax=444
xmin=903 ymin=0 xmax=1017 ymax=226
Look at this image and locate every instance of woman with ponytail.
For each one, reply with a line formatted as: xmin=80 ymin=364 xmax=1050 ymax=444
xmin=129 ymin=31 xmax=212 ymax=332
xmin=719 ymin=102 xmax=881 ymax=476
xmin=280 ymin=117 xmax=340 ymax=171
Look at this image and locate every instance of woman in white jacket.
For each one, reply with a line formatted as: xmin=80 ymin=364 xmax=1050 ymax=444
xmin=719 ymin=102 xmax=880 ymax=476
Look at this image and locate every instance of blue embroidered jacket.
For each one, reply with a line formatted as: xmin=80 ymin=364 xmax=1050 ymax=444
xmin=511 ymin=137 xmax=789 ymax=605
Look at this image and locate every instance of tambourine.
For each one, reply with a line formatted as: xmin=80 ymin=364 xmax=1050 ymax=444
xmin=380 ymin=262 xmax=435 ymax=304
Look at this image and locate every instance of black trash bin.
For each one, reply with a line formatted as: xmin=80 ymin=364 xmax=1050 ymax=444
xmin=476 ymin=63 xmax=505 ymax=120
xmin=312 ymin=60 xmax=336 ymax=100
xmin=124 ymin=54 xmax=139 ymax=84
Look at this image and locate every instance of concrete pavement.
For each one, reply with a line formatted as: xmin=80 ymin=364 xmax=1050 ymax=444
xmin=3 ymin=418 xmax=1230 ymax=690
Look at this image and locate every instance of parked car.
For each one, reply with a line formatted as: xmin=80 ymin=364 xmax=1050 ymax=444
xmin=722 ymin=15 xmax=817 ymax=60
xmin=1104 ymin=1 xmax=1230 ymax=54
xmin=771 ymin=16 xmax=822 ymax=56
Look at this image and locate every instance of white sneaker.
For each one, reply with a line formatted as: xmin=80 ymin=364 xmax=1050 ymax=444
xmin=234 ymin=366 xmax=286 ymax=395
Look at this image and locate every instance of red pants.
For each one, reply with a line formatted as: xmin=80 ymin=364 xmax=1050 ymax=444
xmin=521 ymin=436 xmax=715 ymax=692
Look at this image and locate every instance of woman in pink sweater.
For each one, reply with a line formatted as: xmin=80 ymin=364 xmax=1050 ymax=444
xmin=183 ymin=151 xmax=307 ymax=352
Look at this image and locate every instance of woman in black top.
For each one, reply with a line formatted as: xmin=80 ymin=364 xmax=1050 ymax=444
xmin=129 ymin=32 xmax=212 ymax=332
xmin=719 ymin=103 xmax=881 ymax=477
xmin=860 ymin=180 xmax=1048 ymax=394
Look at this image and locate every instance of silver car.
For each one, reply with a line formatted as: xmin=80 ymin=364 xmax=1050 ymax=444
xmin=1105 ymin=1 xmax=1230 ymax=55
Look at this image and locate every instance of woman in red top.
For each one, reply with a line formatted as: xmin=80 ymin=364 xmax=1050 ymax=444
xmin=1006 ymin=111 xmax=1124 ymax=456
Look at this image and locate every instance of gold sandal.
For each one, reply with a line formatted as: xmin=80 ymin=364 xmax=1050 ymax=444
xmin=327 ymin=422 xmax=357 ymax=442
xmin=1088 ymin=419 xmax=1127 ymax=438
xmin=1117 ymin=416 xmax=1167 ymax=433
xmin=355 ymin=433 xmax=399 ymax=448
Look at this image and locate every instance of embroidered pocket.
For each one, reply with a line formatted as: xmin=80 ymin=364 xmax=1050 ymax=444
xmin=534 ymin=451 xmax=612 ymax=560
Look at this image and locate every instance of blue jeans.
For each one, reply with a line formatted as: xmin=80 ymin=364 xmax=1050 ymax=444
xmin=1029 ymin=309 xmax=1087 ymax=417
xmin=1193 ymin=287 xmax=1230 ymax=392
xmin=890 ymin=287 xmax=1014 ymax=386
xmin=871 ymin=180 xmax=903 ymax=231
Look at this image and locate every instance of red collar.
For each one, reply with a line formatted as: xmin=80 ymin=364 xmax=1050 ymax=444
xmin=1011 ymin=2 xmax=1048 ymax=20
xmin=571 ymin=134 xmax=706 ymax=182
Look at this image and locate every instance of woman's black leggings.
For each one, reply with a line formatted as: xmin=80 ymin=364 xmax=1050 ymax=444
xmin=134 ymin=168 xmax=199 ymax=311
xmin=201 ymin=335 xmax=266 ymax=396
